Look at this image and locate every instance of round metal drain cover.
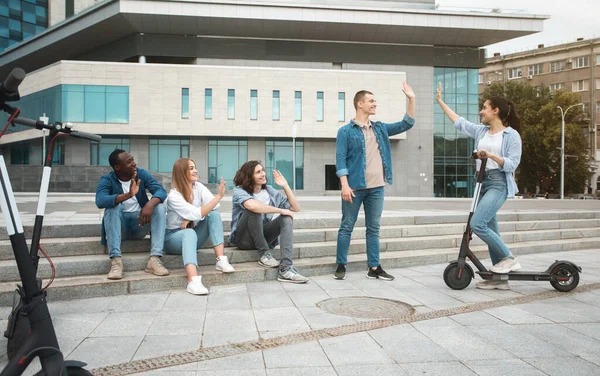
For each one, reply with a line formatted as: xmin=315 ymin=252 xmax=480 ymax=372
xmin=317 ymin=297 xmax=414 ymax=319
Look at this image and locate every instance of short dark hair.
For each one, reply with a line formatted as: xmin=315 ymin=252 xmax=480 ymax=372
xmin=233 ymin=160 xmax=267 ymax=194
xmin=108 ymin=149 xmax=126 ymax=169
xmin=353 ymin=90 xmax=373 ymax=110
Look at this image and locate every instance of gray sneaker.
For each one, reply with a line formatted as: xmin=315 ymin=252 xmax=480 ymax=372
xmin=258 ymin=252 xmax=280 ymax=268
xmin=277 ymin=267 xmax=309 ymax=284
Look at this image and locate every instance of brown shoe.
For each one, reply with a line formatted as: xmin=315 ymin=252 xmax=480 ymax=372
xmin=107 ymin=257 xmax=123 ymax=280
xmin=145 ymin=256 xmax=169 ymax=276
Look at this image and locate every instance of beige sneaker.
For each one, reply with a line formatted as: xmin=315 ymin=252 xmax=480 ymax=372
xmin=145 ymin=256 xmax=169 ymax=276
xmin=107 ymin=257 xmax=123 ymax=280
xmin=476 ymin=280 xmax=510 ymax=290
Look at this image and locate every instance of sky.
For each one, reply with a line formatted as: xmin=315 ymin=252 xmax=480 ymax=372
xmin=436 ymin=0 xmax=599 ymax=56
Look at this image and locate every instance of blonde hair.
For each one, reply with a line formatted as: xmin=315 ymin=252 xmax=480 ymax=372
xmin=171 ymin=158 xmax=195 ymax=204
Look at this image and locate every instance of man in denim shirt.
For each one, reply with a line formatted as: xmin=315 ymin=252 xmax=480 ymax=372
xmin=334 ymin=83 xmax=416 ymax=281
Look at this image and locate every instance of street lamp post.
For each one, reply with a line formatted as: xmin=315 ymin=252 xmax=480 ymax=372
xmin=557 ymin=103 xmax=583 ymax=199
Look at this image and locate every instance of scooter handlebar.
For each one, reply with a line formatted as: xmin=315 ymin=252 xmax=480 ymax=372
xmin=70 ymin=130 xmax=102 ymax=142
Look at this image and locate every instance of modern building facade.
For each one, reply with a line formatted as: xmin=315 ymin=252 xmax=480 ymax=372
xmin=479 ymin=38 xmax=600 ymax=193
xmin=0 ymin=0 xmax=547 ymax=196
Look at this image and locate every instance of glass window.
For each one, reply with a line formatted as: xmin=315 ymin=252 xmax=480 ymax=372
xmin=8 ymin=0 xmax=20 ymax=12
xmin=10 ymin=143 xmax=29 ymax=165
xmin=574 ymin=56 xmax=589 ymax=69
xmin=149 ymin=138 xmax=190 ymax=172
xmin=50 ymin=138 xmax=65 ymax=165
xmin=105 ymin=86 xmax=129 ymax=123
xmin=550 ymin=61 xmax=565 ymax=72
xmin=597 ymin=55 xmax=600 ymax=65
xmin=572 ymin=80 xmax=589 ymax=92
xmin=316 ymin=91 xmax=324 ymax=122
xmin=66 ymin=0 xmax=74 ymax=18
xmin=84 ymin=85 xmax=106 ymax=122
xmin=207 ymin=139 xmax=248 ymax=188
xmin=528 ymin=64 xmax=543 ymax=76
xmin=0 ymin=4 xmax=8 ymax=17
xmin=205 ymin=88 xmax=212 ymax=119
xmin=265 ymin=140 xmax=304 ymax=190
xmin=294 ymin=91 xmax=302 ymax=121
xmin=596 ymin=102 xmax=600 ymax=113
xmin=22 ymin=2 xmax=35 ymax=23
xmin=272 ymin=90 xmax=280 ymax=121
xmin=338 ymin=92 xmax=345 ymax=122
xmin=22 ymin=22 xmax=35 ymax=39
xmin=508 ymin=68 xmax=522 ymax=79
xmin=90 ymin=137 xmax=130 ymax=166
xmin=549 ymin=83 xmax=563 ymax=93
xmin=478 ymin=74 xmax=483 ymax=84
xmin=62 ymin=85 xmax=84 ymax=122
xmin=250 ymin=89 xmax=258 ymax=120
xmin=227 ymin=89 xmax=235 ymax=120
xmin=0 ymin=17 xmax=8 ymax=38
xmin=8 ymin=18 xmax=20 ymax=31
xmin=181 ymin=88 xmax=189 ymax=119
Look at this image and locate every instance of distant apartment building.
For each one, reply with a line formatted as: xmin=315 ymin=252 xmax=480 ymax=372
xmin=479 ymin=37 xmax=600 ymax=193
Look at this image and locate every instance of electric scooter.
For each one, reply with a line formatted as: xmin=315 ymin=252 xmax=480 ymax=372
xmin=443 ymin=151 xmax=582 ymax=292
xmin=0 ymin=68 xmax=101 ymax=375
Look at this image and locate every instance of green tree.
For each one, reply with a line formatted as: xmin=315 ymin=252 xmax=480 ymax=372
xmin=481 ymin=81 xmax=589 ymax=195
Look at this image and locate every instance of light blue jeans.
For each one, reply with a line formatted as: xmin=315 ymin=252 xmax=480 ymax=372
xmin=470 ymin=170 xmax=512 ymax=265
xmin=164 ymin=211 xmax=224 ymax=267
xmin=103 ymin=203 xmax=166 ymax=258
xmin=336 ymin=186 xmax=384 ymax=268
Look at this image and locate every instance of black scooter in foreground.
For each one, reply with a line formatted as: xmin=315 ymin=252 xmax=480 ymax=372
xmin=0 ymin=67 xmax=101 ymax=375
xmin=443 ymin=151 xmax=582 ymax=292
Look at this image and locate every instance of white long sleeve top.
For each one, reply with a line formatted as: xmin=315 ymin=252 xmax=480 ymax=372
xmin=165 ymin=182 xmax=220 ymax=230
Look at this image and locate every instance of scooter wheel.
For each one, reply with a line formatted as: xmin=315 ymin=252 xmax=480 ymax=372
xmin=443 ymin=263 xmax=472 ymax=290
xmin=66 ymin=366 xmax=93 ymax=375
xmin=550 ymin=264 xmax=580 ymax=292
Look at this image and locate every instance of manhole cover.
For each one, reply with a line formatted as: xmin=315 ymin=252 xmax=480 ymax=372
xmin=317 ymin=297 xmax=415 ymax=319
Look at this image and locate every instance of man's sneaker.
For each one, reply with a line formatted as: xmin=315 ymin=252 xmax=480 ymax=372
xmin=334 ymin=264 xmax=346 ymax=280
xmin=187 ymin=276 xmax=209 ymax=295
xmin=216 ymin=255 xmax=235 ymax=273
xmin=489 ymin=258 xmax=522 ymax=274
xmin=107 ymin=257 xmax=123 ymax=280
xmin=277 ymin=267 xmax=309 ymax=284
xmin=476 ymin=280 xmax=510 ymax=290
xmin=258 ymin=252 xmax=280 ymax=268
xmin=145 ymin=256 xmax=169 ymax=276
xmin=366 ymin=265 xmax=394 ymax=281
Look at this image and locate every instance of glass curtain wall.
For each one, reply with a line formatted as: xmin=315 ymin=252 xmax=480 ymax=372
xmin=265 ymin=140 xmax=304 ymax=190
xmin=208 ymin=139 xmax=248 ymax=188
xmin=433 ymin=67 xmax=479 ymax=197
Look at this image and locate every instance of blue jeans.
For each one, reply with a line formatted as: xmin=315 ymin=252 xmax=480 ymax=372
xmin=164 ymin=211 xmax=224 ymax=267
xmin=336 ymin=186 xmax=384 ymax=268
xmin=470 ymin=170 xmax=511 ymax=265
xmin=103 ymin=203 xmax=166 ymax=258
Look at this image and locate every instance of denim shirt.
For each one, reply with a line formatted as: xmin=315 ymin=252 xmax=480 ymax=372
xmin=336 ymin=114 xmax=415 ymax=189
xmin=229 ymin=185 xmax=291 ymax=247
xmin=454 ymin=117 xmax=522 ymax=198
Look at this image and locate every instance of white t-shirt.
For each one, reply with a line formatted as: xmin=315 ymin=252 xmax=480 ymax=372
xmin=165 ymin=182 xmax=220 ymax=230
xmin=253 ymin=189 xmax=274 ymax=221
xmin=477 ymin=131 xmax=503 ymax=171
xmin=120 ymin=180 xmax=141 ymax=213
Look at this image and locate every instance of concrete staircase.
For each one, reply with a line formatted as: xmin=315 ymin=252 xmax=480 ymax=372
xmin=0 ymin=210 xmax=599 ymax=305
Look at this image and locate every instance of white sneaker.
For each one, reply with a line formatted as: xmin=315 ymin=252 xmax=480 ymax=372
xmin=216 ymin=255 xmax=235 ymax=273
xmin=186 ymin=276 xmax=209 ymax=295
xmin=489 ymin=258 xmax=522 ymax=274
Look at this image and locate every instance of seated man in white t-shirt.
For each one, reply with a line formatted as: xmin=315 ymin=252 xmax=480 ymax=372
xmin=95 ymin=149 xmax=169 ymax=280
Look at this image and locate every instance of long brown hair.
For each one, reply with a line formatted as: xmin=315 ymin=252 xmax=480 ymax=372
xmin=234 ymin=160 xmax=267 ymax=194
xmin=488 ymin=97 xmax=521 ymax=134
xmin=171 ymin=158 xmax=195 ymax=204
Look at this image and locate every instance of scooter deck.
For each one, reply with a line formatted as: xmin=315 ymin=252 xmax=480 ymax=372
xmin=476 ymin=270 xmax=555 ymax=281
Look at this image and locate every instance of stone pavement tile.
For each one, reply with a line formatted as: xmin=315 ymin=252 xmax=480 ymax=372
xmin=464 ymin=359 xmax=546 ymax=376
xmin=162 ymin=291 xmax=208 ymax=312
xmin=398 ymin=361 xmax=476 ymax=376
xmin=311 ymin=276 xmax=353 ymax=290
xmin=147 ymin=311 xmax=206 ymax=335
xmin=406 ymin=275 xmax=448 ymax=289
xmin=249 ymin=290 xmax=295 ymax=309
xmin=369 ymin=324 xmax=456 ymax=364
xmin=534 ymin=296 xmax=600 ymax=321
xmin=131 ymin=371 xmax=196 ymax=376
xmin=517 ymin=302 xmax=594 ymax=323
xmin=415 ymin=325 xmax=515 ymax=361
xmin=507 ymin=284 xmax=553 ymax=295
xmin=207 ymin=284 xmax=251 ymax=311
xmin=196 ymin=371 xmax=266 ymax=376
xmin=280 ymin=281 xmax=323 ymax=292
xmin=349 ymin=277 xmax=395 ymax=290
xmin=359 ymin=288 xmax=422 ymax=306
xmin=67 ymin=336 xmax=143 ymax=369
xmin=266 ymin=367 xmax=337 ymax=376
xmin=90 ymin=312 xmax=156 ymax=337
xmin=246 ymin=281 xmax=285 ymax=292
xmin=580 ymin=356 xmax=600 ymax=367
xmin=52 ymin=312 xmax=109 ymax=338
xmin=524 ymin=357 xmax=600 ymax=376
xmin=319 ymin=332 xmax=395 ymax=366
xmin=114 ymin=292 xmax=170 ymax=312
xmin=387 ymin=276 xmax=431 ymax=290
xmin=449 ymin=311 xmax=508 ymax=326
xmin=263 ymin=341 xmax=331 ymax=368
xmin=483 ymin=306 xmax=552 ymax=324
xmin=132 ymin=334 xmax=201 ymax=360
xmin=324 ymin=289 xmax=367 ymax=298
xmin=562 ymin=323 xmax=600 ymax=341
xmin=571 ymin=291 xmax=600 ymax=308
xmin=474 ymin=288 xmax=524 ymax=299
xmin=335 ymin=364 xmax=407 ymax=376
xmin=520 ymin=324 xmax=600 ymax=358
xmin=55 ymin=336 xmax=86 ymax=359
xmin=286 ymin=290 xmax=330 ymax=307
xmin=253 ymin=307 xmax=311 ymax=339
xmin=399 ymin=288 xmax=464 ymax=310
xmin=435 ymin=287 xmax=496 ymax=304
xmin=302 ymin=312 xmax=357 ymax=329
xmin=47 ymin=295 xmax=126 ymax=315
xmin=411 ymin=317 xmax=461 ymax=328
xmin=470 ymin=325 xmax=572 ymax=358
xmin=202 ymin=309 xmax=258 ymax=347
xmin=197 ymin=351 xmax=264 ymax=370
